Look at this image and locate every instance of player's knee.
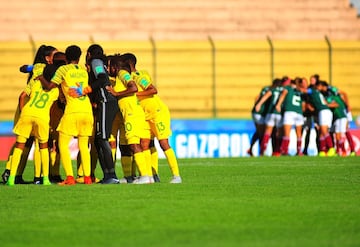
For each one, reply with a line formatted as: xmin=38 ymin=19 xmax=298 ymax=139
xmin=140 ymin=138 xmax=151 ymax=150
xmin=159 ymin=139 xmax=170 ymax=151
xmin=38 ymin=141 xmax=48 ymax=149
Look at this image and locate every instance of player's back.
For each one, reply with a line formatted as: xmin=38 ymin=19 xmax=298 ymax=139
xmin=52 ymin=64 xmax=92 ymax=115
xmin=283 ymin=85 xmax=302 ymax=114
xmin=309 ymin=89 xmax=329 ymax=112
xmin=21 ymin=79 xmax=59 ymax=123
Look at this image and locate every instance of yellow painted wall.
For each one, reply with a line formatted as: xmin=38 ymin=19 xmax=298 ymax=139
xmin=0 ymin=40 xmax=359 ymax=120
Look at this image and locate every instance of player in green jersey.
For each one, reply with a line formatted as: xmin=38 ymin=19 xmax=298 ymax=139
xmin=248 ymin=85 xmax=270 ymax=156
xmin=321 ymin=82 xmax=349 ymax=156
xmin=255 ymin=78 xmax=283 ymax=156
xmin=324 ymin=83 xmax=355 ymax=156
xmin=276 ymin=78 xmax=305 ymax=156
xmin=308 ymin=81 xmax=336 ymax=156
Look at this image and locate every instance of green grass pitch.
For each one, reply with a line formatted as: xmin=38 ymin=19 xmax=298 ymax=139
xmin=0 ymin=156 xmax=359 ymax=247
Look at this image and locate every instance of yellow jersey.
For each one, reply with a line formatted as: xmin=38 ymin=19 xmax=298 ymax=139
xmin=114 ymin=70 xmax=139 ymax=109
xmin=21 ymin=79 xmax=59 ymax=123
xmin=52 ymin=64 xmax=93 ymax=115
xmin=132 ymin=70 xmax=168 ymax=120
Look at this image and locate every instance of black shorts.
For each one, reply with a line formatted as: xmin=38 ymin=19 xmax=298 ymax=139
xmin=95 ymin=100 xmax=119 ymax=139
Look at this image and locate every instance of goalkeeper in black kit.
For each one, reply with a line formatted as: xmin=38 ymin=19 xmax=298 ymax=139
xmin=86 ymin=44 xmax=120 ymax=184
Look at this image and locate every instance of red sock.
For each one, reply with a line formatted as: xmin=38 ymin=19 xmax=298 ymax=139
xmin=297 ymin=138 xmax=302 ymax=154
xmin=337 ymin=138 xmax=345 ymax=155
xmin=336 ymin=140 xmax=340 ymax=152
xmin=280 ymin=137 xmax=290 ymax=155
xmin=320 ymin=137 xmax=326 ymax=152
xmin=260 ymin=133 xmax=270 ymax=155
xmin=340 ymin=136 xmax=346 ymax=153
xmin=346 ymin=131 xmax=355 ymax=152
xmin=324 ymin=134 xmax=334 ymax=149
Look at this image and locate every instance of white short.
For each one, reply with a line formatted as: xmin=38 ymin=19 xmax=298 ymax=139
xmin=346 ymin=111 xmax=353 ymax=122
xmin=265 ymin=113 xmax=282 ymax=128
xmin=333 ymin=118 xmax=347 ymax=133
xmin=318 ymin=109 xmax=333 ymax=128
xmin=252 ymin=113 xmax=265 ymax=125
xmin=282 ymin=111 xmax=304 ymax=126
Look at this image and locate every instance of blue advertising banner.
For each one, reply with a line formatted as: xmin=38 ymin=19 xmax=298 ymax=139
xmin=0 ymin=119 xmax=359 ymax=159
xmin=168 ymin=119 xmax=359 ymax=158
xmin=170 ymin=119 xmax=256 ymax=158
xmin=0 ymin=121 xmax=13 ymax=135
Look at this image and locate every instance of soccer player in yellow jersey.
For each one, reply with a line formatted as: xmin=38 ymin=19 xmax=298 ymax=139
xmin=107 ymin=54 xmax=152 ymax=184
xmin=122 ymin=53 xmax=182 ymax=183
xmin=2 ymin=45 xmax=58 ymax=184
xmin=107 ymin=55 xmax=137 ymax=183
xmin=43 ymin=45 xmax=94 ymax=185
xmin=6 ymin=64 xmax=60 ymax=186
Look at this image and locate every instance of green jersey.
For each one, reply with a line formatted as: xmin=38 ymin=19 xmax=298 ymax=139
xmin=327 ymin=95 xmax=347 ymax=120
xmin=327 ymin=85 xmax=349 ymax=110
xmin=252 ymin=86 xmax=270 ymax=116
xmin=309 ymin=89 xmax=329 ymax=113
xmin=282 ymin=85 xmax=302 ymax=114
xmin=267 ymin=86 xmax=283 ymax=114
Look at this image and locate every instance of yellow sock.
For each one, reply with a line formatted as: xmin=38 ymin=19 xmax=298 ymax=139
xmin=77 ymin=152 xmax=84 ymax=177
xmin=50 ymin=148 xmax=57 ymax=167
xmin=9 ymin=148 xmax=23 ymax=176
xmin=33 ymin=140 xmax=42 ymax=177
xmin=78 ymin=136 xmax=91 ymax=177
xmin=109 ymin=135 xmax=117 ymax=161
xmin=164 ymin=148 xmax=180 ymax=176
xmin=5 ymin=143 xmax=16 ymax=170
xmin=40 ymin=147 xmax=49 ymax=177
xmin=134 ymin=152 xmax=149 ymax=176
xmin=143 ymin=149 xmax=153 ymax=176
xmin=121 ymin=156 xmax=133 ymax=177
xmin=17 ymin=145 xmax=30 ymax=176
xmin=59 ymin=133 xmax=74 ymax=177
xmin=6 ymin=155 xmax=12 ymax=170
xmin=150 ymin=146 xmax=158 ymax=175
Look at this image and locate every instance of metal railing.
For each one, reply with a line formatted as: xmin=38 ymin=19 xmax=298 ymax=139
xmin=2 ymin=36 xmax=360 ymax=119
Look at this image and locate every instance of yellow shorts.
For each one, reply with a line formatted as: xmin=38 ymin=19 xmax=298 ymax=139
xmin=57 ymin=113 xmax=94 ymax=137
xmin=121 ymin=118 xmax=150 ymax=144
xmin=111 ymin=111 xmax=121 ymax=143
xmin=13 ymin=115 xmax=49 ymax=143
xmin=143 ymin=121 xmax=153 ymax=140
xmin=13 ymin=97 xmax=30 ymax=127
xmin=118 ymin=115 xmax=128 ymax=145
xmin=124 ymin=115 xmax=147 ymax=144
xmin=149 ymin=106 xmax=172 ymax=140
xmin=120 ymin=101 xmax=148 ymax=145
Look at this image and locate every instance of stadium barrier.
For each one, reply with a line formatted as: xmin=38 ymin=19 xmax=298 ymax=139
xmin=1 ymin=119 xmax=359 ymax=160
xmin=0 ymin=38 xmax=360 ymax=120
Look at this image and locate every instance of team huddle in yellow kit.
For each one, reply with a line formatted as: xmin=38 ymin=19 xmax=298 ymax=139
xmin=2 ymin=44 xmax=182 ymax=186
